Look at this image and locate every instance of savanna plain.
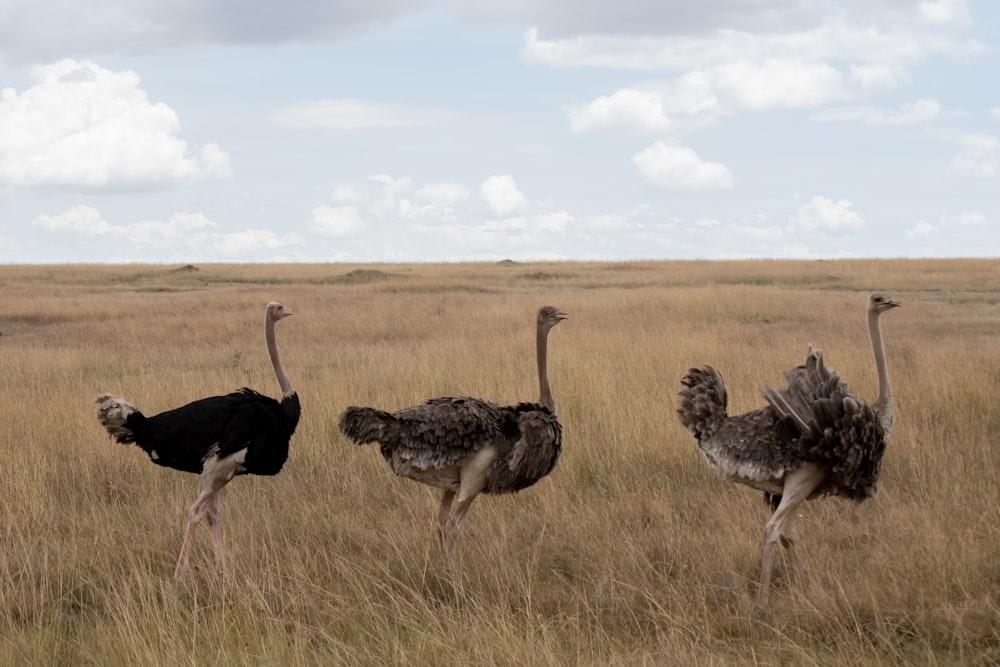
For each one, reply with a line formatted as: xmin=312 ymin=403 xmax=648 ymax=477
xmin=1 ymin=259 xmax=998 ymax=666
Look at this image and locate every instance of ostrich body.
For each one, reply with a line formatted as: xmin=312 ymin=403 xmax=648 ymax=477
xmin=95 ymin=302 xmax=300 ymax=579
xmin=677 ymin=293 xmax=900 ymax=611
xmin=339 ymin=306 xmax=567 ymax=558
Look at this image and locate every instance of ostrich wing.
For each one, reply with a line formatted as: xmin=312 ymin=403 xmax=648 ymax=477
xmin=134 ymin=393 xmax=250 ymax=473
xmin=762 ymin=348 xmax=886 ymax=500
xmin=385 ymin=396 xmax=507 ymax=470
xmin=210 ymin=389 xmax=294 ymax=476
xmin=507 ymin=403 xmax=562 ymax=480
xmin=478 ymin=403 xmax=563 ymax=494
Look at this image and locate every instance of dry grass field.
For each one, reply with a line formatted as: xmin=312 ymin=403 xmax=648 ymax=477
xmin=0 ymin=259 xmax=998 ymax=665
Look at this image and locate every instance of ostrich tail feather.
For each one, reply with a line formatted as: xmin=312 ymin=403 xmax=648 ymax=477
xmin=94 ymin=394 xmax=142 ymax=444
xmin=677 ymin=365 xmax=729 ymax=441
xmin=338 ymin=406 xmax=394 ymax=445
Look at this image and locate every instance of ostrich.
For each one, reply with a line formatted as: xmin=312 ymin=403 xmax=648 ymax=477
xmin=339 ymin=305 xmax=568 ymax=559
xmin=95 ymin=301 xmax=300 ymax=579
xmin=677 ymin=293 xmax=900 ymax=611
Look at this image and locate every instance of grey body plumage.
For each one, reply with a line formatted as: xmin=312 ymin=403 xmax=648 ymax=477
xmin=677 ymin=293 xmax=900 ymax=612
xmin=340 ymin=396 xmax=561 ymax=494
xmin=339 ymin=306 xmax=567 ymax=558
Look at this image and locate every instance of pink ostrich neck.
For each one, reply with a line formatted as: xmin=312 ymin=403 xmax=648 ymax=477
xmin=266 ymin=311 xmax=294 ymax=397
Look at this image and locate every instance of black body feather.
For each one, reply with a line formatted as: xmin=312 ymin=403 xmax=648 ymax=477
xmin=100 ymin=388 xmax=300 ymax=476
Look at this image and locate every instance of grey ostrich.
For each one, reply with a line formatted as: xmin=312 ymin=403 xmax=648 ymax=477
xmin=677 ymin=293 xmax=900 ymax=611
xmin=339 ymin=305 xmax=568 ymax=558
xmin=95 ymin=302 xmax=300 ymax=579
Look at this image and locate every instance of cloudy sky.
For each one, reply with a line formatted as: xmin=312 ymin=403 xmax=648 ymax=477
xmin=1 ymin=0 xmax=998 ymax=262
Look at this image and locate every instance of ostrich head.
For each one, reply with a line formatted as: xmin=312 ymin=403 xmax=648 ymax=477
xmin=869 ymin=293 xmax=901 ymax=314
xmin=538 ymin=305 xmax=569 ymax=330
xmin=266 ymin=302 xmax=294 ymax=322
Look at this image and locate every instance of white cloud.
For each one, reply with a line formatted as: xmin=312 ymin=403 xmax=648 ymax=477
xmin=570 ymin=59 xmax=846 ymax=140
xmin=991 ymin=107 xmax=1000 ymax=121
xmin=115 ymin=212 xmax=215 ymax=246
xmin=321 ymin=174 xmax=468 ymax=230
xmin=0 ymin=59 xmax=231 ymax=188
xmin=918 ymin=0 xmax=972 ymax=25
xmin=848 ymin=63 xmax=903 ymax=91
xmin=536 ymin=210 xmax=573 ymax=232
xmin=904 ymin=211 xmax=999 ymax=255
xmin=0 ymin=0 xmax=977 ymax=67
xmin=813 ymin=98 xmax=942 ymax=125
xmin=523 ymin=16 xmax=985 ymax=72
xmin=480 ymin=175 xmax=528 ymax=215
xmin=365 ymin=174 xmax=414 ymax=217
xmin=0 ymin=0 xmax=421 ymax=65
xmin=309 ymin=205 xmax=367 ymax=238
xmin=270 ymin=99 xmax=454 ymax=130
xmin=905 ymin=220 xmax=935 ymax=239
xmin=398 ymin=199 xmax=436 ymax=221
xmin=532 ymin=9 xmax=985 ymax=141
xmin=712 ymin=58 xmax=847 ymax=111
xmin=329 ymin=184 xmax=368 ymax=206
xmin=788 ymin=196 xmax=865 ymax=233
xmin=908 ymin=211 xmax=988 ymax=237
xmin=569 ymin=84 xmax=716 ymax=136
xmin=416 ymin=182 xmax=470 ymax=207
xmin=631 ymin=142 xmax=733 ymax=192
xmin=294 ymin=170 xmax=996 ymax=261
xmin=300 ymin=173 xmax=583 ymax=261
xmin=949 ymin=133 xmax=1000 ymax=178
xmin=31 ymin=206 xmax=295 ymax=260
xmin=209 ymin=229 xmax=286 ymax=257
xmin=33 ymin=205 xmax=112 ymax=234
xmin=571 ymin=88 xmax=672 ymax=135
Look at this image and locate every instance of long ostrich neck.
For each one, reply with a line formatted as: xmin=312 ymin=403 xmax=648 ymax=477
xmin=869 ymin=308 xmax=892 ymax=431
xmin=266 ymin=314 xmax=294 ymax=397
xmin=536 ymin=323 xmax=554 ymax=411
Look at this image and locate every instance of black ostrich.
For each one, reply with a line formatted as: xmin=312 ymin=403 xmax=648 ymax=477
xmin=95 ymin=301 xmax=300 ymax=579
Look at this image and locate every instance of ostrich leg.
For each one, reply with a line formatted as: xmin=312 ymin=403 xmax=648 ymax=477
xmin=436 ymin=490 xmax=455 ymax=551
xmin=174 ymin=477 xmax=229 ymax=579
xmin=756 ymin=462 xmax=825 ymax=612
xmin=441 ymin=447 xmax=495 ymax=560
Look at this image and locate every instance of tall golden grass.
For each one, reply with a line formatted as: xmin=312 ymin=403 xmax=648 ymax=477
xmin=1 ymin=259 xmax=998 ymax=665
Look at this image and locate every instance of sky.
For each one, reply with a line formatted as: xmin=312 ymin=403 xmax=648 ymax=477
xmin=1 ymin=0 xmax=998 ymax=263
